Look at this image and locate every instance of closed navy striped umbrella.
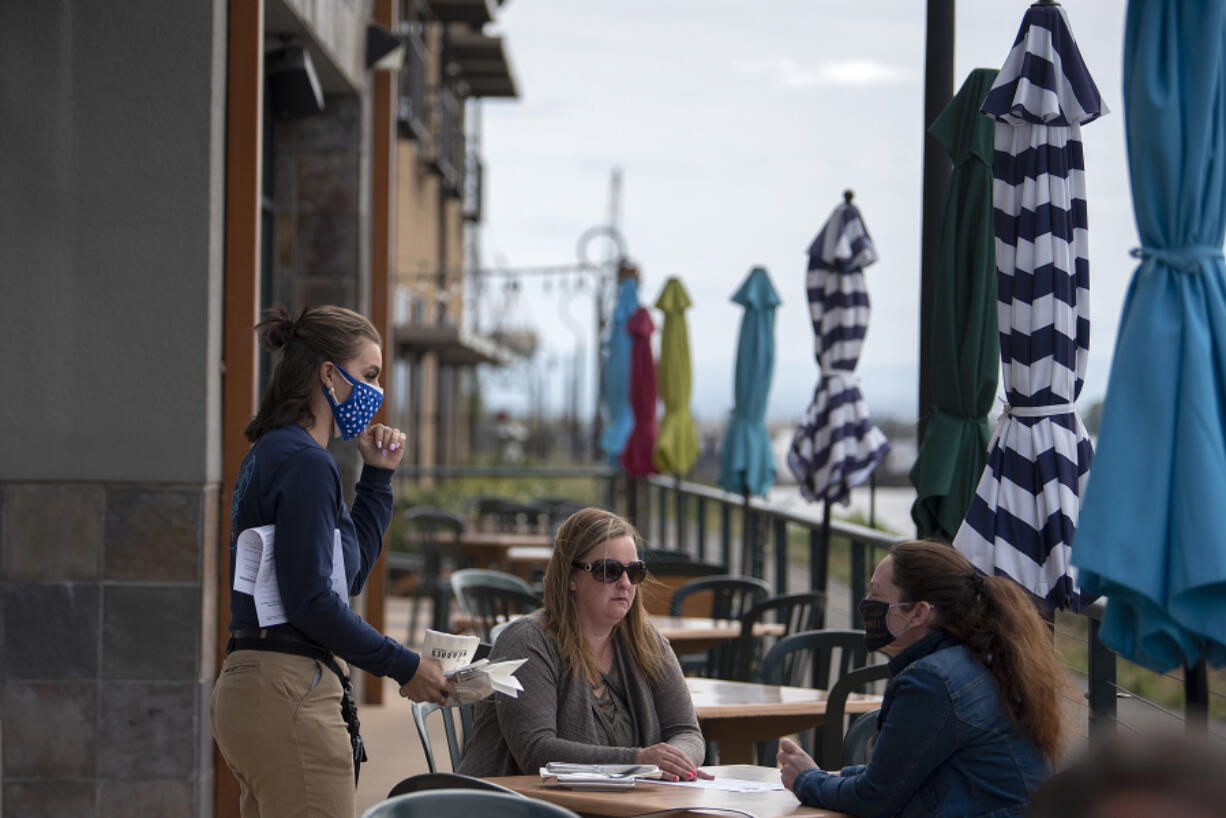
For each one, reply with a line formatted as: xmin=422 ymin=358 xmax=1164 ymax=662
xmin=787 ymin=197 xmax=890 ymax=504
xmin=953 ymin=3 xmax=1106 ymax=612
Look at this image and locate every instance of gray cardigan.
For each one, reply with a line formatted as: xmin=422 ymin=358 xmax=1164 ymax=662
xmin=457 ymin=610 xmax=706 ymax=776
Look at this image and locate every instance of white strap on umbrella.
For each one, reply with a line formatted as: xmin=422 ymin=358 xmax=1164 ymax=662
xmin=989 ymin=402 xmax=1077 ymax=446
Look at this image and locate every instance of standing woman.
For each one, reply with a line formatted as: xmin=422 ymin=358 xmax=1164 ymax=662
xmin=212 ymin=305 xmax=452 ymax=818
xmin=778 ymin=540 xmax=1068 ymax=817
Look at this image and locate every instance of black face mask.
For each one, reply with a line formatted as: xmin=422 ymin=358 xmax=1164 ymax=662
xmin=858 ymin=598 xmax=918 ymax=652
xmin=858 ymin=599 xmax=895 ymax=651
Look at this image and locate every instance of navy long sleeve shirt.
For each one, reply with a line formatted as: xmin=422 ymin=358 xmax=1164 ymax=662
xmin=228 ymin=424 xmax=420 ymax=684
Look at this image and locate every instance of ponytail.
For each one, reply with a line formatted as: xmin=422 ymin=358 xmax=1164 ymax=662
xmin=890 ymin=541 xmax=1070 ymax=763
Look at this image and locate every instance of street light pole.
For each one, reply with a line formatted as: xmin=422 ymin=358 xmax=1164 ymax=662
xmin=575 ymin=223 xmax=628 ymax=459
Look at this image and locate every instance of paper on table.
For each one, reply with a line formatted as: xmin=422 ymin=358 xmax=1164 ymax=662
xmin=424 ymin=629 xmax=527 ymax=705
xmin=644 ymin=777 xmax=785 ymax=792
xmin=234 ymin=525 xmax=347 ymax=627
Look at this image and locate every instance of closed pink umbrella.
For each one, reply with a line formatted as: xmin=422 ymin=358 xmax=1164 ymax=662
xmin=619 ymin=306 xmax=658 ymax=477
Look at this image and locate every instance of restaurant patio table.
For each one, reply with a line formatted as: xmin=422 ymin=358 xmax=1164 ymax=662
xmin=505 ymin=545 xmax=554 ymax=580
xmin=485 ymin=763 xmax=850 ymax=817
xmin=405 ymin=530 xmax=554 ymax=570
xmin=651 ymin=615 xmax=785 ymax=656
xmin=687 ymin=677 xmax=881 ymax=764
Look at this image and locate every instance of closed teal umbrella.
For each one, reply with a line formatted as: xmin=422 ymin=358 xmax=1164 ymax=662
xmin=1074 ymin=0 xmax=1226 ymax=672
xmin=718 ymin=267 xmax=782 ymax=497
xmin=599 ymin=274 xmax=639 ymax=466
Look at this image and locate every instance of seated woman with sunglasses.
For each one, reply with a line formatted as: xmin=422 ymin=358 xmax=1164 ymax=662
xmin=458 ymin=507 xmax=708 ymax=781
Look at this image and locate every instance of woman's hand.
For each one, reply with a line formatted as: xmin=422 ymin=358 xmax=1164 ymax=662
xmin=357 ymin=423 xmax=407 ymax=469
xmin=777 ymin=737 xmax=818 ymax=790
xmin=636 ymin=743 xmax=711 ymax=781
xmin=398 ymin=658 xmax=454 ymax=704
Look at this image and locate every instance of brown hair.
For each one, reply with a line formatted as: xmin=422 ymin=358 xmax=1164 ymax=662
xmin=888 ymin=540 xmax=1070 ymax=763
xmin=542 ymin=508 xmax=668 ymax=685
xmin=244 ymin=304 xmax=382 ymax=442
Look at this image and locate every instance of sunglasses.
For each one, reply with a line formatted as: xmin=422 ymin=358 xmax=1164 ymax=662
xmin=571 ymin=559 xmax=648 ymax=585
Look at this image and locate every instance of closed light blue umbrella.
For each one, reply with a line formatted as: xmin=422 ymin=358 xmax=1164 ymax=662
xmin=953 ymin=3 xmax=1106 ymax=612
xmin=1073 ymin=0 xmax=1226 ymax=672
xmin=787 ymin=196 xmax=890 ymax=504
xmin=718 ymin=267 xmax=781 ymax=497
xmin=600 ymin=273 xmax=639 ymax=466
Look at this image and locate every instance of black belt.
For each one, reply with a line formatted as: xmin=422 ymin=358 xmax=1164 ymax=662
xmin=226 ymin=628 xmax=367 ymax=783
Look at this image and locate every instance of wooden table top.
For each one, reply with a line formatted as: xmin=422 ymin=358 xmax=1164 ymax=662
xmin=652 ymin=615 xmax=785 ymax=640
xmin=686 ymin=677 xmax=874 ymax=718
xmin=487 ymin=763 xmax=850 ymax=817
xmin=408 ymin=530 xmax=553 ymax=548
xmin=458 ymin=531 xmax=553 ymax=548
xmin=685 ymin=677 xmax=882 ymax=765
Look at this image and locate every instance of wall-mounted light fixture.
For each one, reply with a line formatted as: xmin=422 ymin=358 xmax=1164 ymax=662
xmin=366 ymin=23 xmax=405 ymax=70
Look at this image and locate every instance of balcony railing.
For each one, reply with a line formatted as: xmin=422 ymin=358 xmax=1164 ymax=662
xmin=463 ymin=149 xmax=483 ymax=223
xmin=435 ymin=86 xmax=464 ymax=198
xmin=397 ymin=24 xmax=430 ymax=145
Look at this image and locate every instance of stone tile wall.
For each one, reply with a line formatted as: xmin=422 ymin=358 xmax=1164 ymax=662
xmin=1 ymin=482 xmax=218 ymax=817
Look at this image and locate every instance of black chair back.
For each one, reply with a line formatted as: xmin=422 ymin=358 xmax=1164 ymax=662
xmin=820 ymin=664 xmax=890 ymax=769
xmin=451 ymin=568 xmax=541 ymax=642
xmin=362 ymin=788 xmax=580 ymax=817
xmin=725 ymin=591 xmax=827 ymax=682
xmin=401 ymin=507 xmax=466 ymax=635
xmin=667 ymin=575 xmax=770 ymax=678
xmin=666 ymin=575 xmax=771 ymax=619
xmin=840 ymin=707 xmax=883 ymax=767
xmin=387 ymin=772 xmax=521 ymax=799
xmin=755 ymin=629 xmax=870 ymax=764
xmin=467 ymin=496 xmax=547 ymax=533
xmin=759 ymin=629 xmax=867 ymax=690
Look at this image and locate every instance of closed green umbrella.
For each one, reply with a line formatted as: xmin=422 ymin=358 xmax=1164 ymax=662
xmin=909 ymin=67 xmax=1000 ymax=541
xmin=653 ymin=277 xmax=699 ymax=475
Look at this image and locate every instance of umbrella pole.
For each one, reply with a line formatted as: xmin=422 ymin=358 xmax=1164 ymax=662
xmin=821 ymin=498 xmax=832 ymax=594
xmin=742 ymin=491 xmax=754 ymax=578
xmin=869 ymin=472 xmax=877 ymax=529
xmin=1185 ymin=661 xmax=1209 ymax=734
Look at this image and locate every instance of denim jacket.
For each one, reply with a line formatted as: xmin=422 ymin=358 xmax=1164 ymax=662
xmin=792 ymin=630 xmax=1050 ymax=817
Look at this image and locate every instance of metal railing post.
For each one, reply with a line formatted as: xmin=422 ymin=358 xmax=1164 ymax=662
xmin=720 ymin=502 xmax=732 ymax=571
xmin=675 ymin=479 xmax=686 ymax=556
xmin=696 ymin=496 xmax=707 ymax=561
xmin=605 ymin=472 xmax=617 ymax=515
xmin=1087 ymin=614 xmax=1118 ymax=743
xmin=748 ymin=504 xmax=764 ymax=579
xmin=641 ymin=479 xmax=652 ymax=543
xmin=809 ymin=525 xmax=827 ymax=596
xmin=850 ymin=539 xmax=867 ymax=629
xmin=658 ymin=482 xmax=669 ymax=550
xmin=1186 ymin=660 xmax=1209 ymax=735
xmin=773 ymin=518 xmax=788 ymax=593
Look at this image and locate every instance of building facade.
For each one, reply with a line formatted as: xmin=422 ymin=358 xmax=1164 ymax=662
xmin=0 ymin=0 xmax=515 ymax=815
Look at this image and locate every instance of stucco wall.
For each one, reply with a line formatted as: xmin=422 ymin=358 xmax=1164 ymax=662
xmin=0 ymin=2 xmax=228 ymax=815
xmin=0 ymin=0 xmax=227 ymax=485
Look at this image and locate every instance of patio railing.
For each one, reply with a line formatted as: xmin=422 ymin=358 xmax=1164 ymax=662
xmin=394 ymin=464 xmax=1219 ymax=740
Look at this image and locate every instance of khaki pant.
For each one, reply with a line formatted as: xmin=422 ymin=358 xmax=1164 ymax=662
xmin=211 ymin=649 xmax=355 ymax=818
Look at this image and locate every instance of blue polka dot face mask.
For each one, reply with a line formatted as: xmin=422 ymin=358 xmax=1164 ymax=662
xmin=324 ymin=362 xmax=384 ymax=440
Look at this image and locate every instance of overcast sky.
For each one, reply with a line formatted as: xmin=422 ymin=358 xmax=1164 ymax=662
xmin=472 ymin=0 xmax=1132 ymax=423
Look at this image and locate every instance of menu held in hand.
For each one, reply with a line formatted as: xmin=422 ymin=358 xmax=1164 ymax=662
xmin=424 ymin=629 xmax=526 ymax=705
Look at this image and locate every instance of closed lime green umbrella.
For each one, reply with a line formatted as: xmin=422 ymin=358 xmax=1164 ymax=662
xmin=909 ymin=67 xmax=1000 ymax=542
xmin=652 ymin=278 xmax=699 ymax=474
